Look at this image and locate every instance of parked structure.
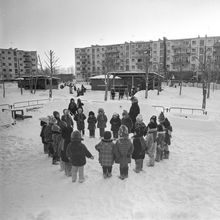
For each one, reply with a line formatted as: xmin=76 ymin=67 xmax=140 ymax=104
xmin=75 ymin=36 xmax=220 ymax=82
xmin=0 ymin=48 xmax=38 ymax=81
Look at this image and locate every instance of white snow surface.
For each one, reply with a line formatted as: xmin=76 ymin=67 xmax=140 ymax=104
xmin=0 ymin=83 xmax=220 ymax=220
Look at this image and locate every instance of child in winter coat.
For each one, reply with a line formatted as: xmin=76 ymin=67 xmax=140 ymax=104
xmin=87 ymin=111 xmax=97 ymax=138
xmin=77 ymin=98 xmax=84 ymax=111
xmin=74 ymin=108 xmax=86 ymax=136
xmin=158 ymin=112 xmax=172 ymax=159
xmin=155 ymin=124 xmax=165 ymax=162
xmin=134 ymin=114 xmax=148 ymax=137
xmin=44 ymin=116 xmax=56 ymax=157
xmin=60 ymin=109 xmax=73 ymax=176
xmin=114 ymin=125 xmax=134 ymax=180
xmin=68 ymin=98 xmax=77 ymax=116
xmin=97 ymin=108 xmax=108 ymax=138
xmin=146 ymin=115 xmax=158 ymax=167
xmin=110 ymin=113 xmax=121 ymax=139
xmin=39 ymin=117 xmax=49 ymax=154
xmin=132 ymin=126 xmax=147 ymax=173
xmin=66 ymin=130 xmax=94 ymax=183
xmin=95 ymin=131 xmax=115 ymax=178
xmin=121 ymin=110 xmax=133 ymax=134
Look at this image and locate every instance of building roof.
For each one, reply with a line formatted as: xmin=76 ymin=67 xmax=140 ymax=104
xmin=15 ymin=75 xmax=60 ymax=80
xmin=89 ymin=75 xmax=121 ymax=79
xmin=108 ymin=71 xmax=164 ymax=78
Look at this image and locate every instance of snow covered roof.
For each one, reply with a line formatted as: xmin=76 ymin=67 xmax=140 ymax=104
xmin=89 ymin=75 xmax=121 ymax=79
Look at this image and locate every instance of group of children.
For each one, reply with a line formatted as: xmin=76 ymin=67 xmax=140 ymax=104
xmin=40 ymin=97 xmax=173 ymax=182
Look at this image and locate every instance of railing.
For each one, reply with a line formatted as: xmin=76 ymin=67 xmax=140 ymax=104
xmin=152 ymin=105 xmax=168 ymax=113
xmin=169 ymin=107 xmax=207 ymax=115
xmin=0 ymin=104 xmax=12 ymax=109
xmin=13 ymin=98 xmax=50 ymax=109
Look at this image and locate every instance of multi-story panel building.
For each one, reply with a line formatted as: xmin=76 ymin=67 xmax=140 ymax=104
xmin=75 ymin=36 xmax=220 ymax=81
xmin=0 ymin=48 xmax=38 ymax=80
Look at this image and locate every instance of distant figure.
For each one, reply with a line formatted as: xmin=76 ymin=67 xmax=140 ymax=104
xmin=111 ymin=88 xmax=115 ymax=100
xmin=69 ymin=83 xmax=73 ymax=94
xmin=119 ymin=88 xmax=124 ymax=100
xmin=124 ymin=87 xmax=129 ymax=100
xmin=77 ymin=98 xmax=84 ymax=111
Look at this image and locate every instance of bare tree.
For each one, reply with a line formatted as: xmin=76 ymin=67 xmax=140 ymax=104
xmin=45 ymin=50 xmax=59 ymax=98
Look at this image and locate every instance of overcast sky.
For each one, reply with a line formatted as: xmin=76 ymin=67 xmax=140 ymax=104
xmin=1 ymin=0 xmax=220 ymax=68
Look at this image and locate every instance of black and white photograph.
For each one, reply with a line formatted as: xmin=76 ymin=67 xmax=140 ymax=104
xmin=0 ymin=0 xmax=220 ymax=219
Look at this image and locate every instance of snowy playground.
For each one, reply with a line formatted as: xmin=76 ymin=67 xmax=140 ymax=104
xmin=0 ymin=82 xmax=220 ymax=220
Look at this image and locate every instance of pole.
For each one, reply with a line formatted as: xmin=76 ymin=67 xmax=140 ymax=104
xmin=17 ymin=58 xmax=23 ymax=95
xmin=3 ymin=80 xmax=5 ymax=98
xmin=49 ymin=50 xmax=53 ymax=98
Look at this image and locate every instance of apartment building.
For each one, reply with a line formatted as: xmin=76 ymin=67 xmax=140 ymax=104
xmin=0 ymin=48 xmax=38 ymax=80
xmin=75 ymin=36 xmax=220 ymax=81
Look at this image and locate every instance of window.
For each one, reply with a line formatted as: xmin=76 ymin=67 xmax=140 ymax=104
xmin=77 ymin=67 xmax=80 ymax=71
xmin=2 ymin=56 xmax=5 ymax=59
xmin=20 ymin=58 xmax=22 ymax=60
xmin=3 ymin=69 xmax=6 ymax=72
xmin=132 ymin=59 xmax=135 ymax=62
xmin=2 ymin=51 xmax=5 ymax=54
xmin=4 ymin=74 xmax=7 ymax=77
xmin=132 ymin=65 xmax=135 ymax=69
xmin=8 ymin=51 xmax=11 ymax=54
xmin=200 ymin=40 xmax=204 ymax=46
xmin=9 ymin=74 xmax=12 ymax=77
xmin=9 ymin=63 xmax=12 ymax=66
xmin=192 ymin=40 xmax=196 ymax=45
xmin=8 ymin=57 xmax=11 ymax=60
xmin=9 ymin=69 xmax=12 ymax=72
xmin=199 ymin=48 xmax=204 ymax=54
xmin=2 ymin=63 xmax=5 ymax=66
xmin=192 ymin=48 xmax=196 ymax=53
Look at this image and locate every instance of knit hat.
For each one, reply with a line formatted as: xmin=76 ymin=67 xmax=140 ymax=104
xmin=158 ymin=112 xmax=165 ymax=123
xmin=113 ymin=112 xmax=119 ymax=117
xmin=136 ymin=114 xmax=143 ymax=122
xmin=39 ymin=116 xmax=49 ymax=124
xmin=53 ymin=111 xmax=60 ymax=119
xmin=150 ymin=115 xmax=157 ymax=124
xmin=48 ymin=116 xmax=56 ymax=124
xmin=103 ymin=131 xmax=112 ymax=142
xmin=131 ymin=96 xmax=138 ymax=103
xmin=89 ymin=111 xmax=95 ymax=116
xmin=98 ymin=108 xmax=104 ymax=113
xmin=118 ymin=125 xmax=129 ymax=138
xmin=71 ymin=130 xmax=83 ymax=141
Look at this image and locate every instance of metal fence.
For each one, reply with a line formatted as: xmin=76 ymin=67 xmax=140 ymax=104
xmin=13 ymin=98 xmax=50 ymax=109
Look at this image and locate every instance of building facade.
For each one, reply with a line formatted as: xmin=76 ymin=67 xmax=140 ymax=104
xmin=75 ymin=36 xmax=220 ymax=81
xmin=0 ymin=48 xmax=38 ymax=81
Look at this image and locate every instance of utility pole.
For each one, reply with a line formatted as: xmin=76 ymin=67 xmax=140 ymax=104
xmin=144 ymin=47 xmax=151 ymax=99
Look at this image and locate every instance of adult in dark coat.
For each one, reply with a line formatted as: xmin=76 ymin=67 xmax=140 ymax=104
xmin=68 ymin=98 xmax=77 ymax=116
xmin=129 ymin=96 xmax=140 ymax=132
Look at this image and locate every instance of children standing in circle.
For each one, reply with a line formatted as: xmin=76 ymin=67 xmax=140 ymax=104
xmin=97 ymin=108 xmax=108 ymax=138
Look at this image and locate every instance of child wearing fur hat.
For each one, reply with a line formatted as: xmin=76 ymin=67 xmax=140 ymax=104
xmin=132 ymin=126 xmax=147 ymax=173
xmin=95 ymin=131 xmax=115 ymax=178
xmin=114 ymin=125 xmax=134 ymax=180
xmin=121 ymin=110 xmax=133 ymax=134
xmin=110 ymin=113 xmax=121 ymax=139
xmin=158 ymin=112 xmax=172 ymax=159
xmin=66 ymin=130 xmax=94 ymax=183
xmin=146 ymin=115 xmax=158 ymax=167
xmin=97 ymin=108 xmax=108 ymax=138
xmin=155 ymin=124 xmax=165 ymax=162
xmin=74 ymin=108 xmax=86 ymax=136
xmin=87 ymin=111 xmax=97 ymax=138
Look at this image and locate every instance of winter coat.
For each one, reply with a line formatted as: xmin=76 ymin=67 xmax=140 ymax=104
xmin=147 ymin=121 xmax=158 ymax=142
xmin=74 ymin=113 xmax=86 ymax=130
xmin=40 ymin=124 xmax=47 ymax=144
xmin=156 ymin=132 xmax=165 ymax=150
xmin=77 ymin=102 xmax=84 ymax=111
xmin=121 ymin=117 xmax=133 ymax=133
xmin=160 ymin=119 xmax=172 ymax=145
xmin=129 ymin=103 xmax=140 ymax=125
xmin=52 ymin=124 xmax=63 ymax=153
xmin=95 ymin=140 xmax=115 ymax=166
xmin=66 ymin=140 xmax=92 ymax=166
xmin=68 ymin=102 xmax=78 ymax=115
xmin=97 ymin=113 xmax=107 ymax=128
xmin=87 ymin=116 xmax=97 ymax=130
xmin=61 ymin=126 xmax=73 ymax=162
xmin=145 ymin=134 xmax=155 ymax=157
xmin=132 ymin=135 xmax=147 ymax=160
xmin=110 ymin=117 xmax=121 ymax=133
xmin=135 ymin=121 xmax=148 ymax=137
xmin=114 ymin=137 xmax=134 ymax=166
xmin=61 ymin=114 xmax=73 ymax=128
xmin=44 ymin=124 xmax=53 ymax=144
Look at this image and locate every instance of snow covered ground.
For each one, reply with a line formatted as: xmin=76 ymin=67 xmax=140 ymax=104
xmin=0 ymin=83 xmax=220 ymax=220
